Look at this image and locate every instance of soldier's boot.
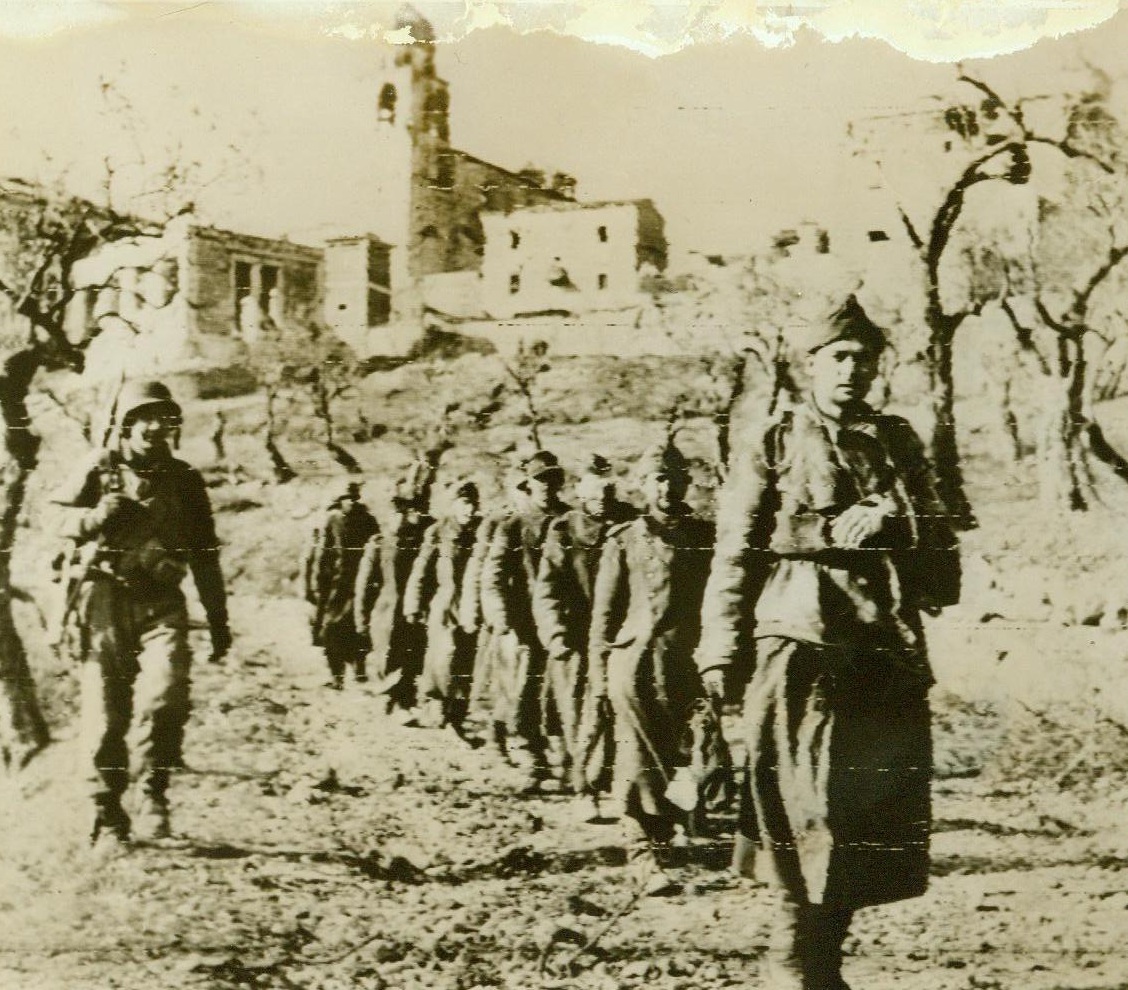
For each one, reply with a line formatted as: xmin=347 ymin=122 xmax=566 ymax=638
xmin=353 ymin=654 xmax=368 ymax=684
xmin=730 ymin=829 xmax=759 ymax=880
xmin=136 ymin=771 xmax=173 ymax=841
xmin=326 ymin=654 xmax=346 ymax=691
xmin=517 ymin=741 xmax=554 ymax=794
xmin=135 ymin=792 xmax=171 ymax=841
xmin=621 ymin=818 xmax=680 ymax=897
xmin=798 ymin=905 xmax=854 ymax=990
xmin=491 ymin=721 xmax=512 ymax=763
xmin=761 ymin=895 xmax=806 ymax=990
xmin=91 ymin=794 xmax=132 ymax=847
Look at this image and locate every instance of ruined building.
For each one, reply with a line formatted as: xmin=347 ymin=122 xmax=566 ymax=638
xmin=1 ymin=7 xmax=669 ymax=372
xmin=324 ymin=6 xmax=668 ymax=348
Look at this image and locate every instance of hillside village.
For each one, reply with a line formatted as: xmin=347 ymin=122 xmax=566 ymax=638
xmin=0 ymin=4 xmax=925 ymax=383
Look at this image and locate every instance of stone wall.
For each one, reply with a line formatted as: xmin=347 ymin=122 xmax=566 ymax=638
xmin=185 ymin=226 xmax=322 ymax=341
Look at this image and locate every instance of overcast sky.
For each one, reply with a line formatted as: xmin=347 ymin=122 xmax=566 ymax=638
xmin=1 ymin=3 xmax=1127 ymax=262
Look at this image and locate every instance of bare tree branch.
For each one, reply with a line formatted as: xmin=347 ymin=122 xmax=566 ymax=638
xmin=957 ymin=69 xmax=1116 ymax=175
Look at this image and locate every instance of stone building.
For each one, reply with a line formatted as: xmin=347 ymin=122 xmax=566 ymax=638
xmin=329 ymin=5 xmax=570 ymax=333
xmin=0 ymin=179 xmax=323 ymax=387
xmin=3 ymin=7 xmax=670 ymax=367
xmin=323 ymin=5 xmax=668 ymax=347
xmin=478 ymin=199 xmax=666 ymax=319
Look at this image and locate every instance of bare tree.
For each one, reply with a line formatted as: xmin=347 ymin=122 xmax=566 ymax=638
xmin=244 ymin=314 xmax=365 ymax=480
xmin=997 ymin=180 xmax=1128 ymax=510
xmin=853 ymin=65 xmax=1115 ymax=527
xmin=0 ymin=186 xmax=188 ymax=766
xmin=499 ymin=339 xmax=551 ymax=450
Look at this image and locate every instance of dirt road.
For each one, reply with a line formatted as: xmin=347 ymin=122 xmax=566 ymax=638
xmin=0 ymin=589 xmax=1126 ymax=990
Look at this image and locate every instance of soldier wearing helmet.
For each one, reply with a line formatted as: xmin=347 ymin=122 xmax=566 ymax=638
xmin=53 ymin=378 xmax=231 ymax=848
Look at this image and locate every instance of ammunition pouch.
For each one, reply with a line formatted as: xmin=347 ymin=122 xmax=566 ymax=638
xmin=114 ymin=536 xmax=189 ymax=591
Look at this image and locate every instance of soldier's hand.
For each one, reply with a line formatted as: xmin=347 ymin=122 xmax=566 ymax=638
xmin=829 ymin=495 xmax=896 ymax=549
xmin=80 ymin=492 xmax=133 ymax=537
xmin=209 ymin=623 xmax=233 ymax=664
xmin=701 ymin=668 xmax=726 ymax=704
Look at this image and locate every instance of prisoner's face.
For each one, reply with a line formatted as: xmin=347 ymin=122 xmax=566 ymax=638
xmin=575 ymin=475 xmax=613 ymax=516
xmin=452 ymin=495 xmax=477 ymax=526
xmin=524 ymin=475 xmax=561 ymax=511
xmin=641 ymin=471 xmax=687 ymax=513
xmin=123 ymin=406 xmax=175 ymax=459
xmin=807 ymin=339 xmax=879 ymax=414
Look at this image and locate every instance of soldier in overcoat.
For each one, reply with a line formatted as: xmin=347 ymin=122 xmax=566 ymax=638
xmin=535 ymin=454 xmax=637 ymax=793
xmin=403 ymin=480 xmax=483 ymax=736
xmin=354 ymin=465 xmax=435 ymax=712
xmin=54 ymin=379 xmax=231 ymax=846
xmin=693 ymin=295 xmax=961 ymax=990
xmin=479 ymin=451 xmax=569 ymax=790
xmin=588 ymin=439 xmax=714 ymax=885
xmin=304 ymin=481 xmax=379 ymax=690
xmin=462 ymin=476 xmax=523 ymax=756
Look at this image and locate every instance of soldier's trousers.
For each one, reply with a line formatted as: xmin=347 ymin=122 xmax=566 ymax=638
xmin=541 ymin=652 xmax=585 ymax=791
xmin=322 ymin=624 xmax=367 ymax=683
xmin=74 ymin=578 xmax=191 ymax=808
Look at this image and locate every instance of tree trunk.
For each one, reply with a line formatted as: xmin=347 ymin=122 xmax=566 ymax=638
xmin=0 ymin=351 xmax=51 ymax=769
xmin=264 ymin=387 xmax=297 ymax=484
xmin=715 ymin=352 xmax=748 ymax=476
xmin=1000 ymin=378 xmax=1024 ymax=462
xmin=1038 ymin=333 xmax=1128 ymax=511
xmin=927 ymin=325 xmax=977 ymax=529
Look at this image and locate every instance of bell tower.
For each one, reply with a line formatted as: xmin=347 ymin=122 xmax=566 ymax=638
xmin=369 ymin=4 xmax=451 ymax=314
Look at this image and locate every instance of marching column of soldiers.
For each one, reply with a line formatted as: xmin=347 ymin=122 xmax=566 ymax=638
xmin=55 ymin=294 xmax=962 ymax=990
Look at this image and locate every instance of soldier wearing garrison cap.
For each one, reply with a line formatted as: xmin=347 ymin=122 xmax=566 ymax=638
xmin=792 ymin=292 xmax=888 ymax=358
xmin=354 ymin=460 xmax=436 ymax=713
xmin=535 ymin=453 xmax=638 ymax=794
xmin=695 ymin=294 xmax=960 ymax=989
xmin=479 ymin=450 xmax=570 ymax=791
xmin=588 ymin=438 xmax=714 ymax=893
xmin=304 ymin=479 xmax=378 ymax=691
xmin=53 ymin=378 xmax=230 ymax=847
xmin=403 ymin=479 xmax=484 ymax=739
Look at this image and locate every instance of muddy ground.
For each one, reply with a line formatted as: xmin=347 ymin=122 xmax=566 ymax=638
xmin=3 ymin=355 xmax=1128 ymax=990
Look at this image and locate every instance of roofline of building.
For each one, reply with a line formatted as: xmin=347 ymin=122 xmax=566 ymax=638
xmin=187 ymin=222 xmax=322 ymax=259
xmin=450 ymin=149 xmax=569 ymax=199
xmin=324 ymin=233 xmax=395 ymax=248
xmin=480 ymin=196 xmax=657 ymax=216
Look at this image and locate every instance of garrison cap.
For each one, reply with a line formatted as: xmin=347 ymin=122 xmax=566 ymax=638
xmin=453 ymin=480 xmax=480 ymax=503
xmin=393 ymin=460 xmax=433 ymax=508
xmin=635 ymin=439 xmax=691 ymax=482
xmin=583 ymin=454 xmax=613 ymax=478
xmin=517 ymin=450 xmax=565 ymax=491
xmin=796 ymin=294 xmax=888 ymax=356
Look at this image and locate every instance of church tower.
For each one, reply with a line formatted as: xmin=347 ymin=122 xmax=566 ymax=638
xmin=371 ymin=6 xmax=451 ymax=298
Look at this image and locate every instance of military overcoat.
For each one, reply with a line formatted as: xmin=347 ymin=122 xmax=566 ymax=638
xmin=588 ymin=508 xmax=715 ymax=825
xmin=695 ymin=400 xmax=960 ymax=909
